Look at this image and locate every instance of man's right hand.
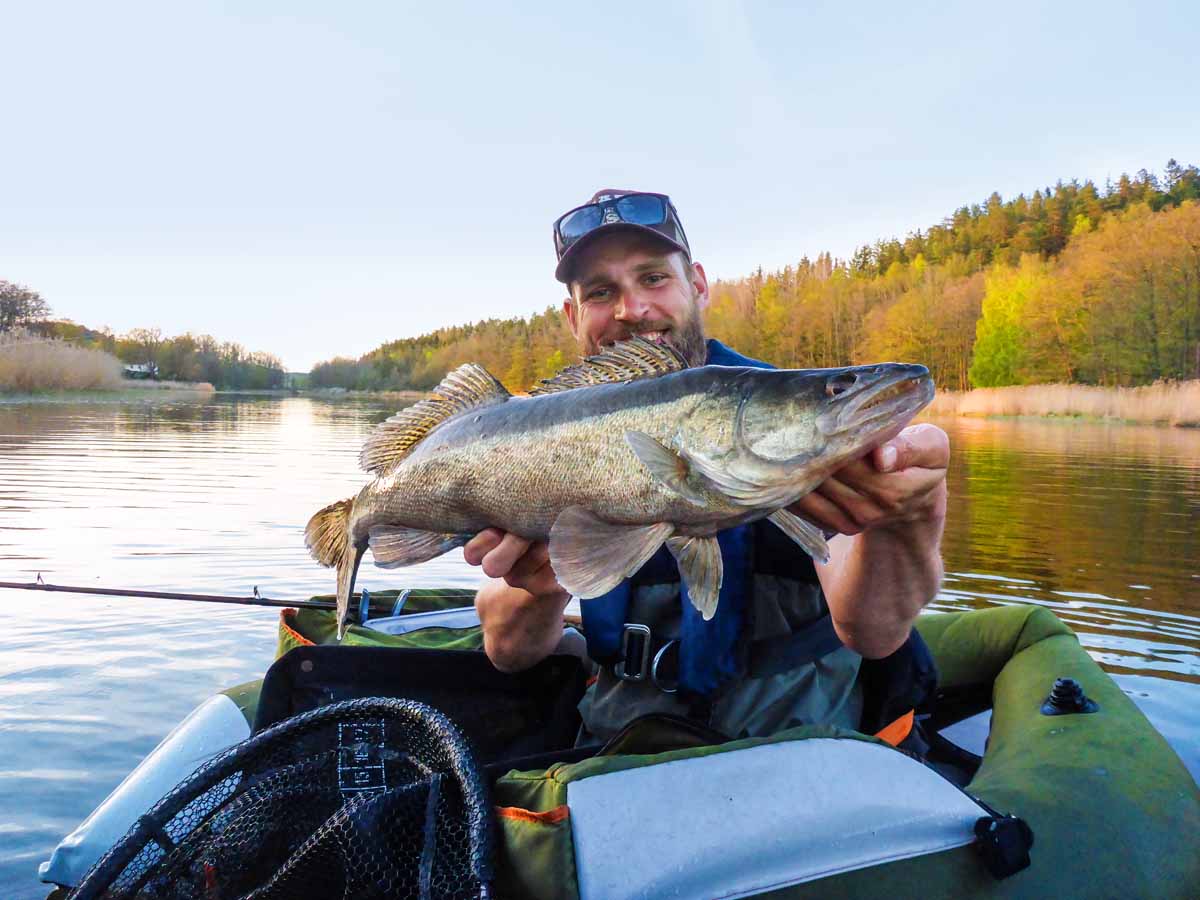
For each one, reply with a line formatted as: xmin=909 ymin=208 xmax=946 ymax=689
xmin=467 ymin=529 xmax=571 ymax=673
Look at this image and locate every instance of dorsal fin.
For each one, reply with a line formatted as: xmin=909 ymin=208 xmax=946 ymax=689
xmin=359 ymin=363 xmax=510 ymax=474
xmin=529 ymin=336 xmax=689 ymax=395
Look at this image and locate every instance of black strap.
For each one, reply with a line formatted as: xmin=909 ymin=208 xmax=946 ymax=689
xmin=620 ymin=614 xmax=844 ymax=691
xmin=746 ymin=613 xmax=843 ymax=679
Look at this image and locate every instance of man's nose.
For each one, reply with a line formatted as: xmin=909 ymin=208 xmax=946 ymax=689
xmin=613 ymin=288 xmax=650 ymax=322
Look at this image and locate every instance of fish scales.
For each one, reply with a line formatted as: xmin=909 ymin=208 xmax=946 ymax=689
xmin=354 ymin=376 xmax=740 ymax=540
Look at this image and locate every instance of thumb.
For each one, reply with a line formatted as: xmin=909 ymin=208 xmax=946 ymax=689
xmin=874 ymin=423 xmax=949 ymax=473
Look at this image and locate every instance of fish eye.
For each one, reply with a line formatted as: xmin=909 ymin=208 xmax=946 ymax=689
xmin=826 ymin=373 xmax=858 ymax=398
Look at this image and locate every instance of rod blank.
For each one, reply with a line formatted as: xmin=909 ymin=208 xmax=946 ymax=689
xmin=0 ymin=580 xmax=356 ymax=612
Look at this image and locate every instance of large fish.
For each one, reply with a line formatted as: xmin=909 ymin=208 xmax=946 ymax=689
xmin=306 ymin=338 xmax=934 ymax=637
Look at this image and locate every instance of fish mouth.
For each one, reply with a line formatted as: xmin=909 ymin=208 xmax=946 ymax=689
xmin=818 ymin=365 xmax=934 ymax=439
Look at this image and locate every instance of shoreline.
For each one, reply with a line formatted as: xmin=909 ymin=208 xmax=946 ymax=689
xmin=301 ymin=388 xmax=428 ymax=403
xmin=925 ymin=380 xmax=1199 ymax=428
xmin=6 ymin=381 xmax=1197 ymax=427
xmin=0 ymin=380 xmax=216 ymax=404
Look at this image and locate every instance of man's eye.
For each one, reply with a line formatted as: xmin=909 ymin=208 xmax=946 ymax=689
xmin=644 ymin=273 xmax=668 ymax=285
xmin=586 ymin=289 xmax=612 ymax=302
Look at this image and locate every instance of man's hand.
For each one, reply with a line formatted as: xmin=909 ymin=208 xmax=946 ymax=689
xmin=788 ymin=423 xmax=949 ymax=536
xmin=467 ymin=529 xmax=570 ymax=673
xmin=792 ymin=423 xmax=950 ymax=659
xmin=464 ymin=528 xmax=568 ymax=600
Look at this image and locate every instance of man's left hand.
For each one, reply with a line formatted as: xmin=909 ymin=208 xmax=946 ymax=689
xmin=788 ymin=423 xmax=949 ymax=537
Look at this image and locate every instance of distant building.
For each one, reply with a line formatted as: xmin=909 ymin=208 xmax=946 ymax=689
xmin=123 ymin=363 xmax=159 ymax=380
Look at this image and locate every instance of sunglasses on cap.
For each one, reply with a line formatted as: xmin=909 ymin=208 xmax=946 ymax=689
xmin=552 ymin=192 xmax=691 ymax=281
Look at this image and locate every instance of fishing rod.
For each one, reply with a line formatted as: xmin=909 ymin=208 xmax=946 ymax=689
xmin=0 ymin=576 xmax=409 ymax=620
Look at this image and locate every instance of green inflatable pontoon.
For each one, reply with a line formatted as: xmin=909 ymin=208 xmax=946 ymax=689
xmin=40 ymin=593 xmax=1200 ymax=899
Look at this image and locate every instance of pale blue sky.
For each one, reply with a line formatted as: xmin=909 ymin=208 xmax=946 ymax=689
xmin=3 ymin=1 xmax=1196 ymax=371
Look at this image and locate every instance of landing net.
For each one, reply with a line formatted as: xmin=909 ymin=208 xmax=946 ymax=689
xmin=69 ymin=697 xmax=493 ymax=900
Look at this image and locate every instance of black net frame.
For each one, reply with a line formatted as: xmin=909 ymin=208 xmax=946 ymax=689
xmin=69 ymin=697 xmax=494 ymax=900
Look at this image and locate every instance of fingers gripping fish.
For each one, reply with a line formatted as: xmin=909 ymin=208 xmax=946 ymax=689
xmin=305 ymin=338 xmax=935 ymax=639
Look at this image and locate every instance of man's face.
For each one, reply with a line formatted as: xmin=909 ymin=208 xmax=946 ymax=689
xmin=561 ymin=230 xmax=709 ymax=367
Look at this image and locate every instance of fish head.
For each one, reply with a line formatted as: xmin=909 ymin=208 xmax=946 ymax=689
xmin=737 ymin=363 xmax=935 ymax=473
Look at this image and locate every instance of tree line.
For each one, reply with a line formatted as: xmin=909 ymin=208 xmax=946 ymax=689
xmin=313 ymin=159 xmax=1198 ymax=393
xmin=0 ymin=284 xmax=287 ymax=391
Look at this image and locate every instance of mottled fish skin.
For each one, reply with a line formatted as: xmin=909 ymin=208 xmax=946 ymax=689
xmin=306 ymin=338 xmax=935 ymax=637
xmin=349 ymin=364 xmax=925 ymax=541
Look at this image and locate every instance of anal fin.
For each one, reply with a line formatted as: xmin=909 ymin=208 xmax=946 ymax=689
xmin=369 ymin=526 xmax=471 ymax=568
xmin=768 ymin=508 xmax=831 ymax=564
xmin=548 ymin=507 xmax=673 ymax=598
xmin=666 ymin=535 xmax=724 ymax=620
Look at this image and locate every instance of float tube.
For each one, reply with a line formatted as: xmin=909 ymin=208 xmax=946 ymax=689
xmin=40 ymin=591 xmax=1200 ymax=899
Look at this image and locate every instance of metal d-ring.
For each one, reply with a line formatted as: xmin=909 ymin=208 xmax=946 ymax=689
xmin=651 ymin=640 xmax=679 ymax=694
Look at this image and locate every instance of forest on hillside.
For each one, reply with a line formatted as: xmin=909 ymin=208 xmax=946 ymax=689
xmin=309 ymin=159 xmax=1199 ymax=394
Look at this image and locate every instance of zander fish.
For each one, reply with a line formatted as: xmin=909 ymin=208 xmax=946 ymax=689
xmin=306 ymin=338 xmax=934 ymax=637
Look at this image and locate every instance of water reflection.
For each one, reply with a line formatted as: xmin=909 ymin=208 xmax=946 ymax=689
xmin=933 ymin=416 xmax=1200 ymax=682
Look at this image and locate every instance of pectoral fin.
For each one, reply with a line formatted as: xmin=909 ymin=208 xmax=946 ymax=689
xmin=625 ymin=431 xmax=708 ymax=507
xmin=768 ymin=508 xmax=831 ymax=564
xmin=683 ymin=449 xmax=804 ymax=509
xmin=666 ymin=535 xmax=724 ymax=620
xmin=369 ymin=526 xmax=470 ymax=568
xmin=549 ymin=507 xmax=674 ymax=598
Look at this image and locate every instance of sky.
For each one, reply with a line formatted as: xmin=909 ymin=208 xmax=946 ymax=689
xmin=2 ymin=1 xmax=1197 ymax=372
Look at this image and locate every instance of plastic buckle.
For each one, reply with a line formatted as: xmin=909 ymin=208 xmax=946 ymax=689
xmin=974 ymin=814 xmax=1034 ymax=879
xmin=614 ymin=624 xmax=652 ymax=682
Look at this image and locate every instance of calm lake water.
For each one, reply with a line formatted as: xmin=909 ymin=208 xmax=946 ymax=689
xmin=1 ymin=395 xmax=1198 ymax=896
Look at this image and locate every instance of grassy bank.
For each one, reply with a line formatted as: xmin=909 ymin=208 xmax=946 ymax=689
xmin=303 ymin=387 xmax=428 ymax=404
xmin=926 ymin=380 xmax=1200 ymax=426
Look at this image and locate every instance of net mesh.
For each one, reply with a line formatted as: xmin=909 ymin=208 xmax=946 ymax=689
xmin=69 ymin=698 xmax=493 ymax=900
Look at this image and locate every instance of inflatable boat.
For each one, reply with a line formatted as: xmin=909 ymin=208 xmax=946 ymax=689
xmin=40 ymin=589 xmax=1200 ymax=899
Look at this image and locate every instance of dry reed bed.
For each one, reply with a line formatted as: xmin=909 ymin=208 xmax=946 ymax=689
xmin=0 ymin=332 xmax=124 ymax=392
xmin=927 ymin=381 xmax=1200 ymax=427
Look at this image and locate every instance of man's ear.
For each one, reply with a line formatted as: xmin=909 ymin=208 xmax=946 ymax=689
xmin=562 ymin=296 xmax=579 ymax=337
xmin=690 ymin=260 xmax=710 ymax=310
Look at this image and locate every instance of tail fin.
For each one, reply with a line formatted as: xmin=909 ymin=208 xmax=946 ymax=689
xmin=305 ymin=498 xmax=353 ymax=568
xmin=305 ymin=498 xmax=361 ymax=639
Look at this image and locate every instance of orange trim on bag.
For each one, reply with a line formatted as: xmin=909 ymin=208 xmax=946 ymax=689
xmin=495 ymin=805 xmax=569 ymax=825
xmin=585 ymin=674 xmax=599 ymax=688
xmin=279 ymin=609 xmax=315 ymax=647
xmin=874 ymin=709 xmax=915 ymax=747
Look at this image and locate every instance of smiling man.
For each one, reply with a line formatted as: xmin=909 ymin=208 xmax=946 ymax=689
xmin=469 ymin=190 xmax=949 ymax=744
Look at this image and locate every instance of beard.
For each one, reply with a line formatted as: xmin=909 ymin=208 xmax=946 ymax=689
xmin=599 ymin=293 xmax=708 ymax=368
xmin=665 ymin=299 xmax=708 ymax=367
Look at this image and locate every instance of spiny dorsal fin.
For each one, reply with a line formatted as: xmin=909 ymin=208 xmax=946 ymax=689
xmin=529 ymin=336 xmax=689 ymax=395
xmin=359 ymin=363 xmax=510 ymax=474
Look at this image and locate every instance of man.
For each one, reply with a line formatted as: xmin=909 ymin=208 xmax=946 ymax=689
xmin=469 ymin=190 xmax=948 ymax=742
